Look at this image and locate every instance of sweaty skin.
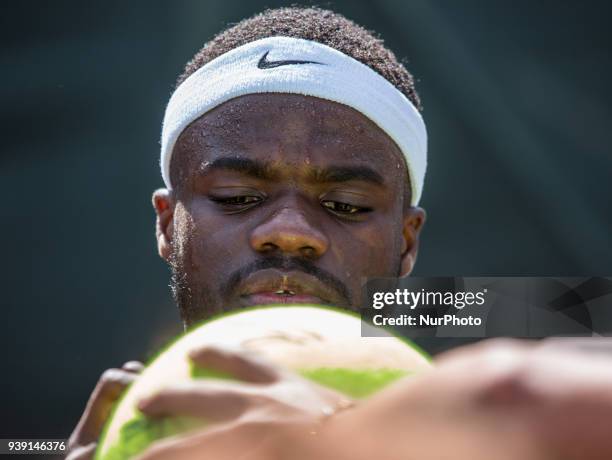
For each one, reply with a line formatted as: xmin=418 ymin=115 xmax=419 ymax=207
xmin=153 ymin=93 xmax=425 ymax=325
xmin=69 ymin=94 xmax=612 ymax=460
xmin=67 ymin=94 xmax=424 ymax=459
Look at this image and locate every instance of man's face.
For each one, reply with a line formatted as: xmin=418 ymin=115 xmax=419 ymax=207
xmin=154 ymin=94 xmax=424 ymax=326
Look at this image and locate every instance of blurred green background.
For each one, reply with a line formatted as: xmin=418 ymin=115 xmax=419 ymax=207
xmin=1 ymin=0 xmax=610 ymax=439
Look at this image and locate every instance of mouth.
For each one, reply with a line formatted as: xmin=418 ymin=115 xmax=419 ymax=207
xmin=238 ymin=269 xmax=342 ymax=307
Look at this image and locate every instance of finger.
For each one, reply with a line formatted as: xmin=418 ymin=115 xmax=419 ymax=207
xmin=122 ymin=360 xmax=145 ymax=373
xmin=434 ymin=338 xmax=532 ymax=365
xmin=65 ymin=442 xmax=97 ymax=460
xmin=540 ymin=338 xmax=612 ymax=357
xmin=69 ymin=368 xmax=137 ymax=448
xmin=188 ymin=346 xmax=279 ymax=384
xmin=137 ymin=380 xmax=262 ymax=421
xmin=134 ymin=419 xmax=292 ymax=460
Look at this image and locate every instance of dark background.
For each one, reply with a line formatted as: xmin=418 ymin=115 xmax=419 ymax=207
xmin=1 ymin=0 xmax=610 ymax=440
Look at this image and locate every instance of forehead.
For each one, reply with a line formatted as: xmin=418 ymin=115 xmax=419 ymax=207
xmin=171 ymin=93 xmax=407 ymax=183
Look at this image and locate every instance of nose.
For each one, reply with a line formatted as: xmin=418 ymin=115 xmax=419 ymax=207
xmin=250 ymin=207 xmax=329 ymax=259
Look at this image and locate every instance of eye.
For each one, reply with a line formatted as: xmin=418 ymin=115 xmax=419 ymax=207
xmin=321 ymin=200 xmax=370 ymax=215
xmin=210 ymin=194 xmax=264 ymax=211
xmin=213 ymin=195 xmax=261 ymax=205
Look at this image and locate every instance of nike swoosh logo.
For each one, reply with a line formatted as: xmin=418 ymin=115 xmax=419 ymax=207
xmin=257 ymin=51 xmax=324 ymax=69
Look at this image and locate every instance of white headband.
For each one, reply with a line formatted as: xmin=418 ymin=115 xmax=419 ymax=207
xmin=161 ymin=36 xmax=427 ymax=205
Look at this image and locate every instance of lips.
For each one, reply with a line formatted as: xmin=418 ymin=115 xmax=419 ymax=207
xmin=238 ymin=269 xmax=342 ymax=307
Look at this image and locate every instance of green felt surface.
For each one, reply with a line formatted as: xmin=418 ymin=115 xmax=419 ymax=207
xmin=300 ymin=367 xmax=409 ymax=399
xmin=96 ymin=306 xmax=431 ymax=460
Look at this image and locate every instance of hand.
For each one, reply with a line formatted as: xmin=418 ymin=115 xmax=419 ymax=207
xmin=66 ymin=361 xmax=144 ymax=460
xmin=134 ymin=346 xmax=352 ymax=460
xmin=319 ymin=338 xmax=612 ymax=460
xmin=170 ymin=338 xmax=612 ymax=460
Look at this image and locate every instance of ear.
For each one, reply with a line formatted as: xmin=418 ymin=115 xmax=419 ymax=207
xmin=152 ymin=188 xmax=175 ymax=261
xmin=399 ymin=207 xmax=426 ymax=276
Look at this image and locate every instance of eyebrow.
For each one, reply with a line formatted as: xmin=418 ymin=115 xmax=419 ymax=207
xmin=199 ymin=156 xmax=385 ymax=186
xmin=310 ymin=165 xmax=385 ymax=186
xmin=200 ymin=157 xmax=276 ymax=180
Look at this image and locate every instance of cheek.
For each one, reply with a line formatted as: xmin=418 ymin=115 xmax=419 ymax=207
xmin=329 ymin=217 xmax=403 ymax=280
xmin=172 ymin=203 xmax=195 ymax=267
xmin=178 ymin=198 xmax=250 ymax=277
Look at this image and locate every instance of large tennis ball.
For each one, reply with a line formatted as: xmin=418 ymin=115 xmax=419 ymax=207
xmin=96 ymin=306 xmax=431 ymax=460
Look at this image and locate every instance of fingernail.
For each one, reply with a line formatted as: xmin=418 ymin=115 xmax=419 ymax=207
xmin=137 ymin=397 xmax=151 ymax=411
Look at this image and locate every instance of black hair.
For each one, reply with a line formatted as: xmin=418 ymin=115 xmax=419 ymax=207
xmin=177 ymin=6 xmax=421 ymax=111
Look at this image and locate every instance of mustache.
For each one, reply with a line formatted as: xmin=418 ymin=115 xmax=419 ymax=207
xmin=221 ymin=256 xmax=352 ymax=306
